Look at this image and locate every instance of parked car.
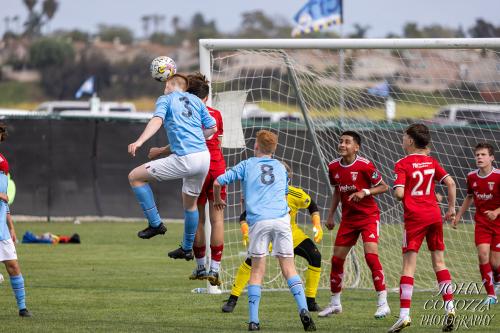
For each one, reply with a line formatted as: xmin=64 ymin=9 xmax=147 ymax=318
xmin=34 ymin=101 xmax=136 ymax=113
xmin=242 ymin=103 xmax=303 ymax=123
xmin=431 ymin=104 xmax=500 ymax=125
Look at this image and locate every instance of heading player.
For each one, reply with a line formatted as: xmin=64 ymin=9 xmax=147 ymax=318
xmin=455 ymin=143 xmax=500 ymax=305
xmin=128 ymin=74 xmax=217 ymax=260
xmin=221 ymin=162 xmax=323 ymax=313
xmin=214 ymin=130 xmax=316 ymax=332
xmin=388 ymin=123 xmax=456 ymax=333
xmin=320 ymin=131 xmax=390 ymax=319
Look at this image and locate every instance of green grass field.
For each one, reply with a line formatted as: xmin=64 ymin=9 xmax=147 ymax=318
xmin=0 ymin=221 xmax=498 ymax=332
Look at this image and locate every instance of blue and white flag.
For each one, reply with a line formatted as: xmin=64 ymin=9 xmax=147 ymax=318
xmin=292 ymin=0 xmax=343 ymax=37
xmin=367 ymin=81 xmax=390 ymax=98
xmin=75 ymin=76 xmax=95 ymax=99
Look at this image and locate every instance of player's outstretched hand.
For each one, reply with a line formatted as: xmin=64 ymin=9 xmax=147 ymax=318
xmin=128 ymin=141 xmax=142 ymax=157
xmin=444 ymin=208 xmax=456 ymax=225
xmin=485 ymin=210 xmax=499 ymax=221
xmin=451 ymin=214 xmax=461 ymax=229
xmin=148 ymin=147 xmax=163 ymax=160
xmin=214 ymin=199 xmax=226 ymax=211
xmin=313 ymin=225 xmax=323 ymax=243
xmin=348 ymin=190 xmax=366 ymax=202
xmin=325 ymin=215 xmax=335 ymax=231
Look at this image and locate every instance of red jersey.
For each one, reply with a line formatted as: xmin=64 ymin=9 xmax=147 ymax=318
xmin=328 ymin=156 xmax=383 ymax=221
xmin=467 ymin=168 xmax=500 ymax=226
xmin=206 ymin=107 xmax=225 ymax=170
xmin=393 ymin=154 xmax=449 ymax=226
xmin=0 ymin=153 xmax=9 ymax=175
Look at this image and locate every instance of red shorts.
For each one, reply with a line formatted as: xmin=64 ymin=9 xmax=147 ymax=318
xmin=334 ymin=215 xmax=380 ymax=247
xmin=197 ymin=167 xmax=226 ymax=206
xmin=402 ymin=221 xmax=444 ymax=253
xmin=475 ymin=223 xmax=500 ymax=251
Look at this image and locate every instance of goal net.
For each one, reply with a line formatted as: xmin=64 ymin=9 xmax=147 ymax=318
xmin=201 ymin=39 xmax=500 ymax=293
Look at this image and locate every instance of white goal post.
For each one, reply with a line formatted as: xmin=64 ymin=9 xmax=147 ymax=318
xmin=198 ymin=38 xmax=500 ymax=293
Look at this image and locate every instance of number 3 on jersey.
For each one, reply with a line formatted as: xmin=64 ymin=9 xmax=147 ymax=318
xmin=179 ymin=96 xmax=193 ymax=117
xmin=411 ymin=169 xmax=435 ymax=196
xmin=260 ymin=164 xmax=275 ymax=185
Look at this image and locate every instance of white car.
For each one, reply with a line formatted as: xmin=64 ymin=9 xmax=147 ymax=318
xmin=432 ymin=104 xmax=500 ymax=125
xmin=34 ymin=101 xmax=136 ymax=113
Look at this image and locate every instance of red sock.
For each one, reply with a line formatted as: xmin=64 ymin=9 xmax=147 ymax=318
xmin=480 ymin=263 xmax=496 ymax=297
xmin=210 ymin=244 xmax=224 ymax=262
xmin=365 ymin=253 xmax=386 ymax=292
xmin=330 ymin=256 xmax=345 ymax=293
xmin=193 ymin=245 xmax=206 ymax=259
xmin=436 ymin=269 xmax=454 ymax=302
xmin=400 ymin=276 xmax=414 ymax=309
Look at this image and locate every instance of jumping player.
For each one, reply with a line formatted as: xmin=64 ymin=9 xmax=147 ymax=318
xmin=454 ymin=143 xmax=500 ymax=305
xmin=388 ymin=123 xmax=456 ymax=333
xmin=319 ymin=131 xmax=390 ymax=319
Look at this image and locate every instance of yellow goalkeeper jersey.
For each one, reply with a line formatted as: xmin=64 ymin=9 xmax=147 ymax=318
xmin=288 ymin=185 xmax=312 ymax=227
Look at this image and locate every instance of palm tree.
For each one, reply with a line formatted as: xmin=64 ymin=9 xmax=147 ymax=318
xmin=42 ymin=0 xmax=58 ymax=21
xmin=23 ymin=0 xmax=37 ymax=12
xmin=141 ymin=15 xmax=151 ymax=38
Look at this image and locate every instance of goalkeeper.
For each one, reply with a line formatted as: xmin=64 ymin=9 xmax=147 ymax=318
xmin=222 ymin=163 xmax=323 ymax=313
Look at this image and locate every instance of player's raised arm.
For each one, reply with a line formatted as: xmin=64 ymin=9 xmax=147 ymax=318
xmin=128 ymin=117 xmax=163 ymax=157
xmin=214 ymin=160 xmax=247 ymax=210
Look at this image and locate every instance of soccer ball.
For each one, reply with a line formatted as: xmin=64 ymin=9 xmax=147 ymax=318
xmin=150 ymin=56 xmax=177 ymax=82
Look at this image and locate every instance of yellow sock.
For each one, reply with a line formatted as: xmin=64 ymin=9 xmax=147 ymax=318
xmin=305 ymin=265 xmax=321 ymax=298
xmin=231 ymin=261 xmax=251 ymax=297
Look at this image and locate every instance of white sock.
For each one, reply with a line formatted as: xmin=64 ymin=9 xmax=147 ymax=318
xmin=445 ymin=300 xmax=455 ymax=312
xmin=331 ymin=292 xmax=341 ymax=306
xmin=196 ymin=257 xmax=206 ymax=268
xmin=399 ymin=308 xmax=410 ymax=319
xmin=377 ymin=290 xmax=387 ymax=306
xmin=210 ymin=260 xmax=221 ymax=272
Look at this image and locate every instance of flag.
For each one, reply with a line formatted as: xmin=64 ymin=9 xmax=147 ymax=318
xmin=367 ymin=81 xmax=390 ymax=98
xmin=292 ymin=0 xmax=343 ymax=37
xmin=75 ymin=76 xmax=95 ymax=99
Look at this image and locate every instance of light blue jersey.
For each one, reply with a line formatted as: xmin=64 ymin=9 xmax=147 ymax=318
xmin=0 ymin=173 xmax=9 ymax=241
xmin=217 ymin=157 xmax=289 ymax=225
xmin=153 ymin=91 xmax=216 ymax=156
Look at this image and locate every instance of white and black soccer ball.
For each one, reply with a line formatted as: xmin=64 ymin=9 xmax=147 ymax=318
xmin=150 ymin=56 xmax=177 ymax=82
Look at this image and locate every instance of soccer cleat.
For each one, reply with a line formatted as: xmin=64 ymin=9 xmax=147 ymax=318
xmin=168 ymin=246 xmax=194 ymax=261
xmin=299 ymin=309 xmax=316 ymax=332
xmin=19 ymin=309 xmax=32 ymax=317
xmin=248 ymin=322 xmax=260 ymax=331
xmin=442 ymin=309 xmax=455 ymax=332
xmin=318 ymin=303 xmax=342 ymax=317
xmin=222 ymin=297 xmax=238 ymax=313
xmin=189 ymin=267 xmax=208 ymax=280
xmin=137 ymin=223 xmax=167 ymax=239
xmin=207 ymin=270 xmax=221 ymax=286
xmin=482 ymin=295 xmax=498 ymax=305
xmin=306 ymin=298 xmax=322 ymax=312
xmin=387 ymin=316 xmax=411 ymax=333
xmin=374 ymin=302 xmax=391 ymax=319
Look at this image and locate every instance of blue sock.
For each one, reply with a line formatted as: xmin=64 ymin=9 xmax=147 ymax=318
xmin=10 ymin=274 xmax=26 ymax=310
xmin=132 ymin=184 xmax=161 ymax=227
xmin=248 ymin=284 xmax=261 ymax=324
xmin=288 ymin=275 xmax=307 ymax=313
xmin=182 ymin=209 xmax=198 ymax=251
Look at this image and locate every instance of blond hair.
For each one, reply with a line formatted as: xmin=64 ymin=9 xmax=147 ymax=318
xmin=167 ymin=73 xmax=188 ymax=91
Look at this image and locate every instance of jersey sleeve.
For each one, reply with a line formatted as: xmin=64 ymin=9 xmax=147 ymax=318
xmin=0 ymin=154 xmax=8 ymax=175
xmin=153 ymin=95 xmax=171 ymax=120
xmin=216 ymin=111 xmax=223 ymax=137
xmin=288 ymin=187 xmax=311 ymax=209
xmin=200 ymin=104 xmax=216 ymax=130
xmin=217 ymin=160 xmax=247 ymax=186
xmin=366 ymin=161 xmax=383 ymax=186
xmin=466 ymin=175 xmax=473 ymax=196
xmin=393 ymin=161 xmax=406 ymax=189
xmin=434 ymin=160 xmax=449 ymax=183
xmin=328 ymin=164 xmax=338 ymax=186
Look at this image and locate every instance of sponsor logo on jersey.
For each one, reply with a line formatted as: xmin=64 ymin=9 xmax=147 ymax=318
xmin=372 ymin=171 xmax=379 ymax=179
xmin=334 ymin=173 xmax=340 ymax=179
xmin=369 ymin=233 xmax=376 ymax=239
xmin=339 ymin=184 xmax=357 ymax=193
xmin=488 ymin=182 xmax=495 ymax=191
xmin=472 ymin=182 xmax=477 ymax=188
xmin=412 ymin=162 xmax=432 ymax=169
xmin=475 ymin=192 xmax=493 ymax=200
xmin=351 ymin=172 xmax=358 ymax=181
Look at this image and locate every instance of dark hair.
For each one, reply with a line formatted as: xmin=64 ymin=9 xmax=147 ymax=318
xmin=405 ymin=123 xmax=430 ymax=148
xmin=0 ymin=122 xmax=7 ymax=142
xmin=187 ymin=72 xmax=210 ymax=99
xmin=474 ymin=142 xmax=495 ymax=156
xmin=340 ymin=131 xmax=361 ymax=146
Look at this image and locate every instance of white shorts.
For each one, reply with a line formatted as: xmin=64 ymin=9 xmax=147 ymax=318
xmin=248 ymin=215 xmax=293 ymax=258
xmin=145 ymin=150 xmax=210 ymax=196
xmin=0 ymin=238 xmax=17 ymax=261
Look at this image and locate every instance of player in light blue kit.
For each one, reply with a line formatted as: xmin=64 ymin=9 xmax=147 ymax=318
xmin=213 ymin=130 xmax=316 ymax=332
xmin=128 ymin=74 xmax=217 ymax=260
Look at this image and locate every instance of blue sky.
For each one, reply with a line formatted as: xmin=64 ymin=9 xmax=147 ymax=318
xmin=2 ymin=0 xmax=500 ymax=38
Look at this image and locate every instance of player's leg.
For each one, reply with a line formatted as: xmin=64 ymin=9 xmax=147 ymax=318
xmin=128 ymin=163 xmax=166 ymax=239
xmin=222 ymin=257 xmax=252 ymax=313
xmin=207 ymin=195 xmax=225 ymax=286
xmin=477 ymin=243 xmax=496 ymax=302
xmin=427 ymin=222 xmax=455 ymax=332
xmin=189 ymin=203 xmax=207 ymax=280
xmin=168 ymin=193 xmax=199 ymax=260
xmin=361 ymin=218 xmax=390 ymax=318
xmin=4 ymin=258 xmax=31 ymax=317
xmin=293 ymin=238 xmax=322 ymax=312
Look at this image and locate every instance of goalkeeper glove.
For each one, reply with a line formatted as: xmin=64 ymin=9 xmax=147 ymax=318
xmin=311 ymin=213 xmax=323 ymax=243
xmin=240 ymin=222 xmax=249 ymax=247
